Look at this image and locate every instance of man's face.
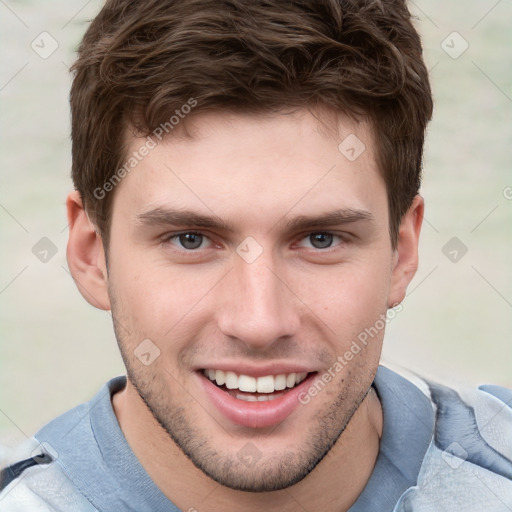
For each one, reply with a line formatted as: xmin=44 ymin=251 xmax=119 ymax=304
xmin=106 ymin=109 xmax=399 ymax=491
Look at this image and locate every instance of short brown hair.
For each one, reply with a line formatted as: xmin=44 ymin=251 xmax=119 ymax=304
xmin=70 ymin=0 xmax=433 ymax=248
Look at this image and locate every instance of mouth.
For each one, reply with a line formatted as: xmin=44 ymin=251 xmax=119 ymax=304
xmin=202 ymin=369 xmax=310 ymax=402
xmin=198 ymin=368 xmax=317 ymax=428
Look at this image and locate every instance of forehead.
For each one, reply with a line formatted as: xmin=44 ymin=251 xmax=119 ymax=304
xmin=113 ymin=109 xmax=386 ymax=230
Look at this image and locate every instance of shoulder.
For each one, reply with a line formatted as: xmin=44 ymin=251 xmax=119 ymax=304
xmin=394 ymin=372 xmax=512 ymax=511
xmin=0 ymin=438 xmax=97 ymax=511
xmin=0 ymin=378 xmax=125 ymax=511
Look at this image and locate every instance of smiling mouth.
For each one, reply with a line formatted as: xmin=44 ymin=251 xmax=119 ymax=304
xmin=201 ymin=369 xmax=313 ymax=402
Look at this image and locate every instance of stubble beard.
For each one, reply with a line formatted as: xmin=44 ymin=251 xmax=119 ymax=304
xmin=109 ymin=288 xmax=377 ymax=492
xmin=115 ymin=347 xmax=372 ymax=490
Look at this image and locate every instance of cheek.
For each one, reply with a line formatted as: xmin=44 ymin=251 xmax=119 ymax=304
xmin=109 ymin=254 xmax=219 ymax=342
xmin=293 ymin=259 xmax=392 ymax=344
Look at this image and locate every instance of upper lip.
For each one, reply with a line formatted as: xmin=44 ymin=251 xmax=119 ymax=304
xmin=196 ymin=362 xmax=317 ymax=378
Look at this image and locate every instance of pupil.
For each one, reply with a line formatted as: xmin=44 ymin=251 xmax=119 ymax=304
xmin=310 ymin=233 xmax=333 ymax=249
xmin=180 ymin=233 xmax=203 ymax=249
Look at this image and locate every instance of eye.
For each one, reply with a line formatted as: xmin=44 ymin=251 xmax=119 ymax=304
xmin=168 ymin=232 xmax=210 ymax=250
xmin=298 ymin=232 xmax=343 ymax=250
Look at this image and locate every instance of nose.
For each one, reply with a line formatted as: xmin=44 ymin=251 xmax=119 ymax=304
xmin=217 ymin=255 xmax=301 ymax=351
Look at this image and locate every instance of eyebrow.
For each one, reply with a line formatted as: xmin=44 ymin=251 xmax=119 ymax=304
xmin=135 ymin=208 xmax=233 ymax=231
xmin=276 ymin=208 xmax=374 ymax=232
xmin=135 ymin=207 xmax=374 ymax=233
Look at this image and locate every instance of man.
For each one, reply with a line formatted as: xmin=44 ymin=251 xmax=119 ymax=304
xmin=0 ymin=0 xmax=511 ymax=510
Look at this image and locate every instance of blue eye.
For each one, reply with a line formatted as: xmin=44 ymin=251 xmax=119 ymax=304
xmin=171 ymin=232 xmax=207 ymax=250
xmin=298 ymin=232 xmax=343 ymax=250
xmin=309 ymin=233 xmax=334 ymax=249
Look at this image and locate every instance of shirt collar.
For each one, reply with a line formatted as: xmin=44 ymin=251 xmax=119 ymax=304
xmin=349 ymin=366 xmax=435 ymax=511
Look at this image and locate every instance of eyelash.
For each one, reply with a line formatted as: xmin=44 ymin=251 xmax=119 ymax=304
xmin=162 ymin=231 xmax=348 ymax=252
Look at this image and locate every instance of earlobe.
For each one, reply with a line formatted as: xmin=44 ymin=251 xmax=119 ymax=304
xmin=66 ymin=190 xmax=111 ymax=311
xmin=387 ymin=195 xmax=424 ymax=308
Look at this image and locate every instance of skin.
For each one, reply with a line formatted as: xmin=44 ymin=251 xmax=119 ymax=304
xmin=66 ymin=108 xmax=423 ymax=512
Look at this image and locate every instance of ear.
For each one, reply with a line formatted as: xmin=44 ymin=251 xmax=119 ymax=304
xmin=387 ymin=195 xmax=424 ymax=308
xmin=66 ymin=190 xmax=110 ymax=311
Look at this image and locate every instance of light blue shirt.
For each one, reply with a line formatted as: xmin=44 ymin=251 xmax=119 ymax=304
xmin=1 ymin=366 xmax=511 ymax=511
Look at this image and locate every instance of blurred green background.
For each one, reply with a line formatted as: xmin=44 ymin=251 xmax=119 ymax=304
xmin=1 ymin=0 xmax=511 ymax=448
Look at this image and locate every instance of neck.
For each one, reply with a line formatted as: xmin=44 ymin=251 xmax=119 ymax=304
xmin=113 ymin=381 xmax=383 ymax=512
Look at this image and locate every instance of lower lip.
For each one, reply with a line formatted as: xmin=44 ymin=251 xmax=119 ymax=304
xmin=198 ymin=372 xmax=316 ymax=429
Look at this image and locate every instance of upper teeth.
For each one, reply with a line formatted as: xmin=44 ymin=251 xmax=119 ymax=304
xmin=204 ymin=369 xmax=308 ymax=393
